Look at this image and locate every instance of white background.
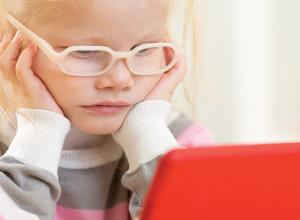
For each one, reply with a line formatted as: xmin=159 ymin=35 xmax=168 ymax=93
xmin=186 ymin=0 xmax=300 ymax=144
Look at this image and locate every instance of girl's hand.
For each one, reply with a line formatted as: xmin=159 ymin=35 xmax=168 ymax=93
xmin=0 ymin=31 xmax=64 ymax=116
xmin=145 ymin=48 xmax=187 ymax=102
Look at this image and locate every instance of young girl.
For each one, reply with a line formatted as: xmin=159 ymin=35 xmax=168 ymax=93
xmin=0 ymin=0 xmax=214 ymax=219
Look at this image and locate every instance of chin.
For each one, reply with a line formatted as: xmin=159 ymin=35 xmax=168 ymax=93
xmin=75 ymin=120 xmax=123 ymax=135
xmin=64 ymin=106 xmax=131 ymax=134
xmin=82 ymin=127 xmax=120 ymax=135
xmin=67 ymin=112 xmax=127 ymax=135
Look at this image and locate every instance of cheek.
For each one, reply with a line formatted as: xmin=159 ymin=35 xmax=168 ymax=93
xmin=134 ymin=74 xmax=162 ymax=97
xmin=31 ymin=51 xmax=79 ymax=107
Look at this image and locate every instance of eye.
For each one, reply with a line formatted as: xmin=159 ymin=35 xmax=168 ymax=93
xmin=135 ymin=47 xmax=156 ymax=56
xmin=71 ymin=50 xmax=98 ymax=59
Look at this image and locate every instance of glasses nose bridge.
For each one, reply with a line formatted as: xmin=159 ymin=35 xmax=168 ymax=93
xmin=106 ymin=51 xmax=133 ymax=73
xmin=113 ymin=51 xmax=132 ymax=62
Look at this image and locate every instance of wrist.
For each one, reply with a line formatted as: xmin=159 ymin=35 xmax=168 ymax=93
xmin=114 ymin=100 xmax=172 ymax=136
xmin=3 ymin=108 xmax=71 ymax=176
xmin=112 ymin=100 xmax=181 ymax=173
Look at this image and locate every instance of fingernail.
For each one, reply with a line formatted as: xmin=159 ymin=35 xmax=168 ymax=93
xmin=12 ymin=31 xmax=22 ymax=43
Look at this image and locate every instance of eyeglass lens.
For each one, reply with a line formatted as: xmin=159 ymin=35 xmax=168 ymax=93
xmin=62 ymin=45 xmax=175 ymax=76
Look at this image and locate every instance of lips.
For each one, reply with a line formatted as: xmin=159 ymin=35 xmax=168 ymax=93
xmin=82 ymin=101 xmax=131 ymax=107
xmin=81 ymin=101 xmax=132 ymax=114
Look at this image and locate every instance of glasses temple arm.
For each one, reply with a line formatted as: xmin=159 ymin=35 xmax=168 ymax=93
xmin=5 ymin=13 xmax=59 ymax=63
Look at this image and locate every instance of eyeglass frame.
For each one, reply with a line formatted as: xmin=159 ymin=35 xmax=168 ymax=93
xmin=5 ymin=13 xmax=179 ymax=77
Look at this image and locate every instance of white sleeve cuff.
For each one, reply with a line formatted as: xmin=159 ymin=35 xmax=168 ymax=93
xmin=3 ymin=108 xmax=71 ymax=177
xmin=112 ymin=100 xmax=182 ymax=174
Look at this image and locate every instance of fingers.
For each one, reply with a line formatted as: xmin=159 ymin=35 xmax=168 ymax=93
xmin=1 ymin=31 xmax=22 ymax=65
xmin=0 ymin=34 xmax=11 ymax=54
xmin=145 ymin=49 xmax=187 ymax=102
xmin=160 ymin=48 xmax=187 ymax=89
xmin=0 ymin=31 xmax=23 ymax=85
xmin=0 ymin=31 xmax=23 ymax=72
xmin=0 ymin=30 xmax=39 ymax=92
xmin=15 ymin=43 xmax=39 ymax=88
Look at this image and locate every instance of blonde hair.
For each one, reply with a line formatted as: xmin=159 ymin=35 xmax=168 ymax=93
xmin=0 ymin=0 xmax=201 ymax=146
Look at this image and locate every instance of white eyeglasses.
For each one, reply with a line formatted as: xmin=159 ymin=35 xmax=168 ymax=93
xmin=5 ymin=13 xmax=179 ymax=77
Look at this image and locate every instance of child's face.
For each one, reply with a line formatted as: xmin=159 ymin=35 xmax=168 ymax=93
xmin=30 ymin=0 xmax=170 ymax=134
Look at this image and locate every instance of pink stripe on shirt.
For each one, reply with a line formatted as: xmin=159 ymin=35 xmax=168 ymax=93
xmin=54 ymin=202 xmax=130 ymax=220
xmin=177 ymin=123 xmax=215 ymax=147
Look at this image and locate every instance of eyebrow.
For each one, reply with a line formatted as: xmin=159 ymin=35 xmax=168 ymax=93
xmin=51 ymin=31 xmax=165 ymax=45
xmin=49 ymin=35 xmax=106 ymax=45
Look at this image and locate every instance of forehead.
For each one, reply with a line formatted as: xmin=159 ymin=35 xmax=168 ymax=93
xmin=30 ymin=0 xmax=170 ymax=47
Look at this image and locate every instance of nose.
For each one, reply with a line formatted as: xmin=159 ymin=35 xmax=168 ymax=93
xmin=94 ymin=59 xmax=134 ymax=90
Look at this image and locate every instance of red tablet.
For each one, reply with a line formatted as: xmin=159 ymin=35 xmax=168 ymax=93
xmin=140 ymin=142 xmax=300 ymax=220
